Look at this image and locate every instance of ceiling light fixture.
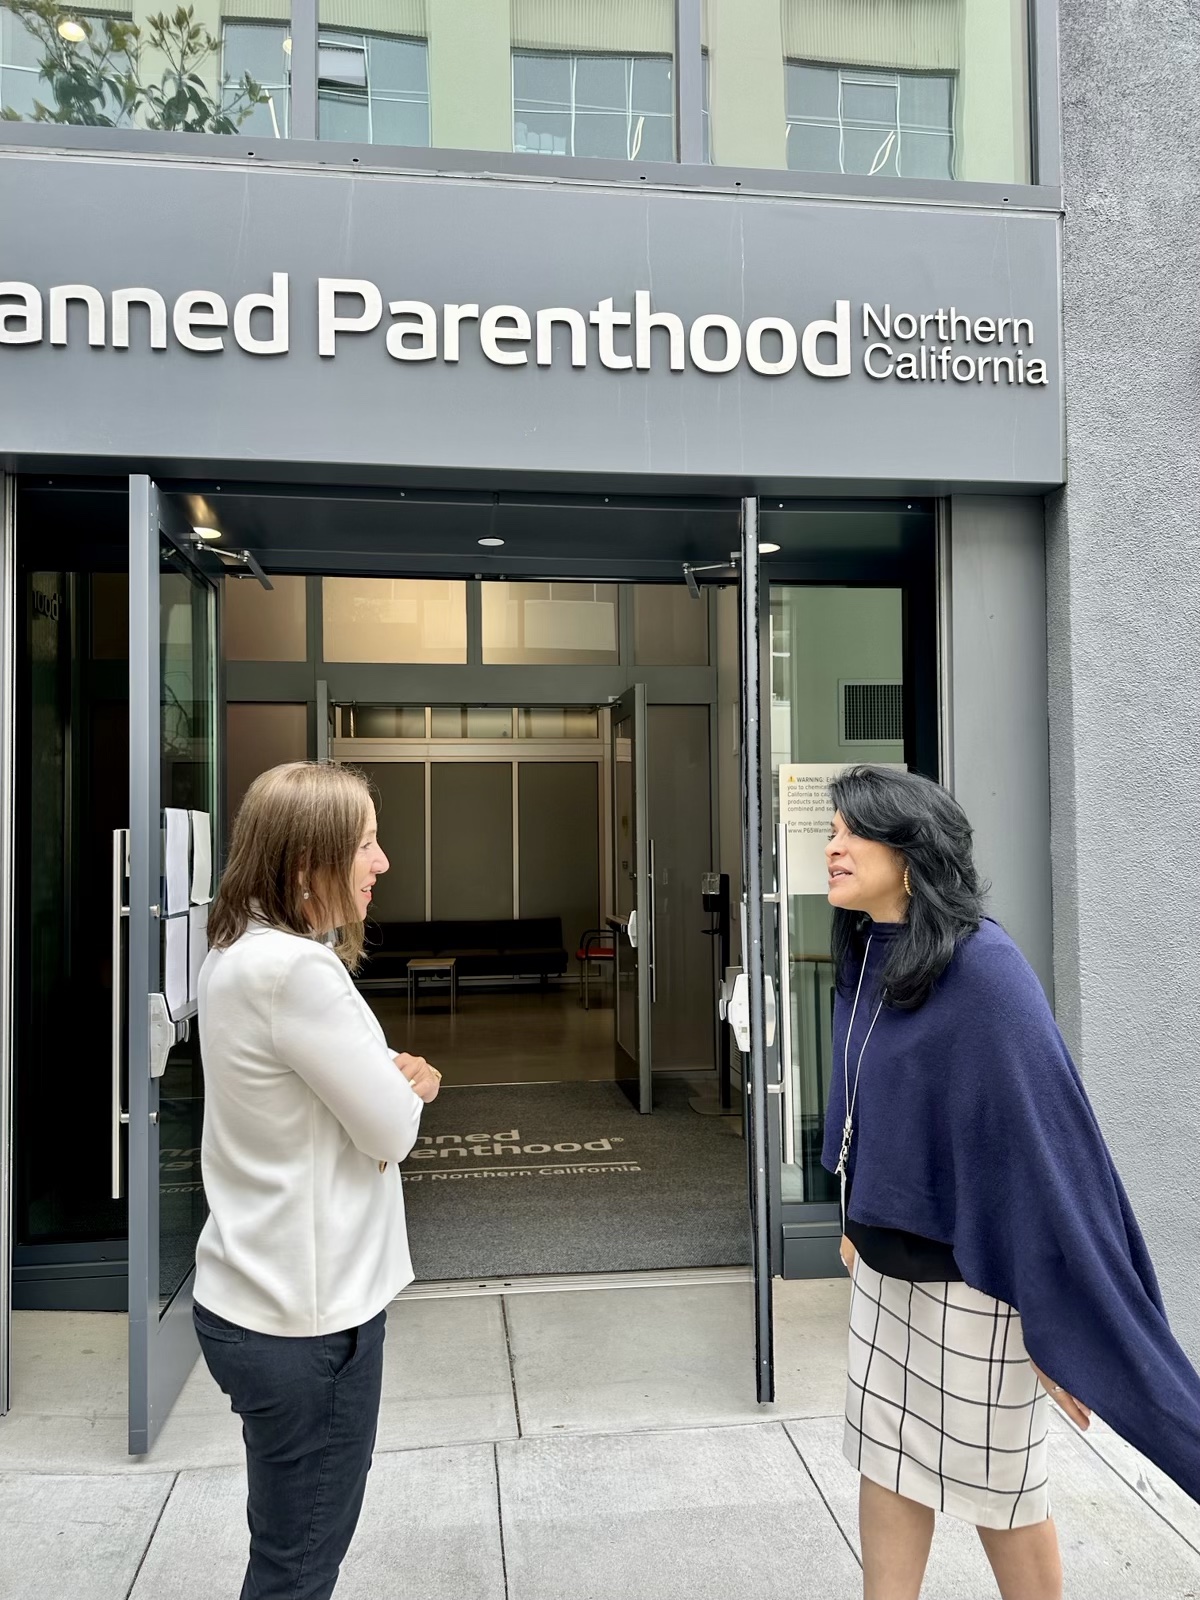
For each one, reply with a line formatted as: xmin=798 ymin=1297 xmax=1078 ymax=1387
xmin=759 ymin=542 xmax=781 ymax=554
xmin=57 ymin=18 xmax=87 ymax=40
xmin=192 ymin=525 xmax=222 ymax=541
xmin=478 ymin=536 xmax=505 ymax=548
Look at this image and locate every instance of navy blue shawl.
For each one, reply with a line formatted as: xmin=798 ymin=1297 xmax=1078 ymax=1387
xmin=822 ymin=917 xmax=1200 ymax=1502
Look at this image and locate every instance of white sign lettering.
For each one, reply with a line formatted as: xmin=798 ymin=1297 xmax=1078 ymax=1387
xmin=0 ymin=276 xmax=1049 ymax=387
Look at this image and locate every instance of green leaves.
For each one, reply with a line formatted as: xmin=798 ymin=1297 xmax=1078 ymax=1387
xmin=0 ymin=1 xmax=267 ymax=132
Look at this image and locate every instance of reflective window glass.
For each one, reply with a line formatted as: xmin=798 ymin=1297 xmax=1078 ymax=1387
xmin=703 ymin=0 xmax=1030 ymax=184
xmin=429 ymin=706 xmax=514 ymax=739
xmin=317 ymin=25 xmax=429 ymax=145
xmin=482 ymin=582 xmax=620 ymax=666
xmin=514 ymin=49 xmax=673 ymax=160
xmin=518 ymin=707 xmax=601 ymax=739
xmin=343 ymin=705 xmax=427 ymax=738
xmin=222 ymin=21 xmax=291 ymax=137
xmin=0 ymin=0 xmax=279 ymax=134
xmin=768 ymin=585 xmax=905 ymax=1204
xmin=227 ymin=703 xmax=309 ymax=820
xmin=632 ymin=585 xmax=710 ymax=667
xmin=223 ymin=573 xmax=307 ymax=662
xmin=322 ymin=578 xmax=467 ymax=663
xmin=787 ymin=62 xmax=952 ymax=181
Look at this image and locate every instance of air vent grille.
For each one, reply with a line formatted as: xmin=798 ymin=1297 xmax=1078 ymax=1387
xmin=841 ymin=681 xmax=903 ymax=744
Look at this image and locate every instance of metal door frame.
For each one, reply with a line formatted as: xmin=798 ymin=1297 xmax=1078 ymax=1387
xmin=127 ymin=475 xmax=220 ymax=1454
xmin=0 ymin=475 xmax=16 ymax=1418
xmin=739 ymin=494 xmax=780 ymax=1404
xmin=611 ymin=683 xmax=653 ymax=1113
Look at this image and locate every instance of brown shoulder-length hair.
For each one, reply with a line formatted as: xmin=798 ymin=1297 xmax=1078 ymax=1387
xmin=208 ymin=761 xmax=375 ymax=970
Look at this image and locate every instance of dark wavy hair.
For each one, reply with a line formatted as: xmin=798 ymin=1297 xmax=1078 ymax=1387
xmin=830 ymin=766 xmax=984 ymax=1010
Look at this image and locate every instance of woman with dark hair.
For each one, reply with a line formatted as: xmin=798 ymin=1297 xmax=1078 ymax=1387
xmin=823 ymin=765 xmax=1200 ymax=1600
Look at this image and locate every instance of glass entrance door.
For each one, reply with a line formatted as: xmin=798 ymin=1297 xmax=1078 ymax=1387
xmin=125 ymin=476 xmax=220 ymax=1454
xmin=610 ymin=684 xmax=652 ymax=1112
xmin=768 ymin=582 xmax=912 ymax=1211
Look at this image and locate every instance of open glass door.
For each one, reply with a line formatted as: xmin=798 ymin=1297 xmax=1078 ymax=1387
xmin=738 ymin=496 xmax=781 ymax=1404
xmin=124 ymin=476 xmax=221 ymax=1453
xmin=610 ymin=684 xmax=653 ymax=1112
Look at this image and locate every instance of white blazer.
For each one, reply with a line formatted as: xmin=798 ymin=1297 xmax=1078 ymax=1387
xmin=194 ymin=921 xmax=423 ymax=1336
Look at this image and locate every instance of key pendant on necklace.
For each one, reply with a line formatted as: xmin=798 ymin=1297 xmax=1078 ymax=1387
xmin=836 ymin=1115 xmax=853 ymax=1175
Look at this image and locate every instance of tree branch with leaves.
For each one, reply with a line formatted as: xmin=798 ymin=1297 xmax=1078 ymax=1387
xmin=0 ymin=3 xmax=267 ymax=133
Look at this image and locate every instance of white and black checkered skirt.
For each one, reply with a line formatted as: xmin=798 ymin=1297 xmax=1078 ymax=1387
xmin=844 ymin=1256 xmax=1050 ymax=1529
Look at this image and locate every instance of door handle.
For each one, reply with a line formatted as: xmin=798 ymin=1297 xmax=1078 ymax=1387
xmin=628 ymin=907 xmax=638 ymax=950
xmin=776 ymin=821 xmax=796 ymax=1165
xmin=111 ymin=828 xmax=129 ymax=1200
xmin=148 ymin=993 xmax=174 ymax=1080
xmin=648 ymin=839 xmax=658 ymax=1004
xmin=725 ymin=970 xmax=777 ymax=1055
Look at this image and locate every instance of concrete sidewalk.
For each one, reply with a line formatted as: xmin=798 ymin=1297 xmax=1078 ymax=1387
xmin=4 ymin=1277 xmax=1200 ymax=1599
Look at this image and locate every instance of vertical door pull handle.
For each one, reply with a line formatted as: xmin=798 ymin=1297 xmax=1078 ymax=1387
xmin=111 ymin=828 xmax=130 ymax=1199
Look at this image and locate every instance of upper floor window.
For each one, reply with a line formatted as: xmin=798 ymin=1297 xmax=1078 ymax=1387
xmin=785 ymin=62 xmax=955 ymax=181
xmin=0 ymin=0 xmax=1034 ymax=188
xmin=317 ymin=29 xmax=428 ymax=145
xmin=221 ymin=21 xmax=290 ymax=138
xmin=2 ymin=1 xmax=265 ymax=132
xmin=512 ymin=50 xmax=673 ymax=161
xmin=222 ymin=19 xmax=430 ymax=146
xmin=704 ymin=0 xmax=1030 ymax=185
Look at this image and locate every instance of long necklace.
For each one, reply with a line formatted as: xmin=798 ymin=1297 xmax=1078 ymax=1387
xmin=835 ymin=936 xmax=885 ymax=1229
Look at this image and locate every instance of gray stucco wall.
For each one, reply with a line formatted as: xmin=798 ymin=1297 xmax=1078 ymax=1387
xmin=1047 ymin=1 xmax=1200 ymax=1355
xmin=949 ymin=497 xmax=1053 ymax=997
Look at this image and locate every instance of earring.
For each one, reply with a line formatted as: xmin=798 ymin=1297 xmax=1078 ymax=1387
xmin=302 ymin=890 xmax=311 ymax=901
xmin=903 ymin=866 xmax=913 ymax=898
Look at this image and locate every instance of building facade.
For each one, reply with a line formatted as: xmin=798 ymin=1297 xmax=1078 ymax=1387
xmin=0 ymin=0 xmax=1184 ymax=1451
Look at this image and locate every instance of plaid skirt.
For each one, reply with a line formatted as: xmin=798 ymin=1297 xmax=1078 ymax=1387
xmin=844 ymin=1256 xmax=1050 ymax=1529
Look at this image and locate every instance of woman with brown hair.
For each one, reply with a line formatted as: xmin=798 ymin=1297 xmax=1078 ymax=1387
xmin=193 ymin=761 xmax=440 ymax=1600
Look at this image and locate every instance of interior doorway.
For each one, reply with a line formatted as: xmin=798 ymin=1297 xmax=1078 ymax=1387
xmin=317 ymin=681 xmax=742 ymax=1282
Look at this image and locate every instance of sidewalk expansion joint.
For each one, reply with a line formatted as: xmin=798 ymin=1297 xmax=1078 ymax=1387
xmin=782 ymin=1425 xmax=862 ymax=1571
xmin=124 ymin=1468 xmax=180 ymax=1599
xmin=499 ymin=1295 xmax=523 ymax=1438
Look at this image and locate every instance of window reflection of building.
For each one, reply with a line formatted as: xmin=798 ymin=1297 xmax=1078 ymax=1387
xmin=318 ymin=29 xmax=428 ymax=145
xmin=705 ymin=0 xmax=1028 ymax=185
xmin=223 ymin=17 xmax=430 ymax=144
xmin=512 ymin=51 xmax=672 ymax=161
xmin=0 ymin=3 xmax=131 ymax=122
xmin=222 ymin=21 xmax=291 ymax=137
xmin=785 ymin=62 xmax=955 ymax=180
xmin=2 ymin=0 xmax=1030 ymax=183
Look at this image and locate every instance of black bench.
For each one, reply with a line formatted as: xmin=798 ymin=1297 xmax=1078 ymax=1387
xmin=362 ymin=917 xmax=570 ymax=987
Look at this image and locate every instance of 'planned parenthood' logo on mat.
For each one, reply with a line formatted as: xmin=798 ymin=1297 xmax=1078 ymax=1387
xmin=402 ymin=1128 xmax=640 ymax=1184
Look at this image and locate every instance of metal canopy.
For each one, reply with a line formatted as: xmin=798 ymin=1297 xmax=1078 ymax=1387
xmin=15 ymin=476 xmax=934 ymax=581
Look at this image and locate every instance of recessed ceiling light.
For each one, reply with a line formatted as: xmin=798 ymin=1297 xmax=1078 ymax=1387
xmin=478 ymin=537 xmax=505 ymax=548
xmin=760 ymin=542 xmax=781 ymax=554
xmin=57 ymin=18 xmax=87 ymax=40
xmin=192 ymin=525 xmax=222 ymax=541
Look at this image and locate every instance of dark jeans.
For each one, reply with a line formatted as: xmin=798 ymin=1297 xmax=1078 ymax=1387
xmin=194 ymin=1301 xmax=387 ymax=1600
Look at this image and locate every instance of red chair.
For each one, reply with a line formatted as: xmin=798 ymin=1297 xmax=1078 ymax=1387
xmin=576 ymin=929 xmax=615 ymax=1010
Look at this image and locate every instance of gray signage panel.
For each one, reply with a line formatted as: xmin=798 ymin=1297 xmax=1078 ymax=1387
xmin=0 ymin=155 xmax=1062 ymax=487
